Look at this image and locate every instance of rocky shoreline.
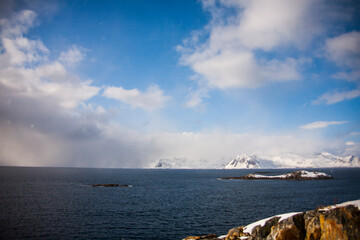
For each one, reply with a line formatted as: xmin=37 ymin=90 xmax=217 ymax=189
xmin=220 ymin=170 xmax=333 ymax=180
xmin=183 ymin=200 xmax=360 ymax=240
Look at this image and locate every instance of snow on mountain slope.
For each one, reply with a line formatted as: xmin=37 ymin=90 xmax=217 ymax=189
xmin=152 ymin=152 xmax=359 ymax=169
xmin=224 ymin=152 xmax=360 ymax=169
xmin=307 ymin=152 xmax=360 ymax=168
xmin=153 ymin=157 xmax=222 ymax=169
xmin=252 ymin=152 xmax=360 ymax=168
xmin=224 ymin=154 xmax=260 ymax=169
xmin=154 ymin=158 xmax=192 ymax=169
xmin=345 ymin=155 xmax=360 ymax=167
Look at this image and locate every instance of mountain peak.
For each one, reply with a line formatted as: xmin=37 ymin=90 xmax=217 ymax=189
xmin=225 ymin=154 xmax=260 ymax=169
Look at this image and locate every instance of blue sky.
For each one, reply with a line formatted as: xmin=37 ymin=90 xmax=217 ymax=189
xmin=0 ymin=0 xmax=359 ymax=167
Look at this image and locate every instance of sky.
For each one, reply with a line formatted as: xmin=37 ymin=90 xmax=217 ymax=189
xmin=0 ymin=0 xmax=359 ymax=168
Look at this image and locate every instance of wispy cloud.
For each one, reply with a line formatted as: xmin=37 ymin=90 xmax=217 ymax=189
xmin=325 ymin=31 xmax=360 ymax=71
xmin=299 ymin=121 xmax=348 ymax=130
xmin=0 ymin=10 xmax=37 ymax=37
xmin=313 ymin=31 xmax=360 ymax=105
xmin=59 ymin=45 xmax=84 ymax=67
xmin=184 ymin=87 xmax=208 ymax=109
xmin=103 ymin=85 xmax=170 ymax=111
xmin=313 ymin=89 xmax=360 ymax=105
xmin=325 ymin=31 xmax=360 ymax=89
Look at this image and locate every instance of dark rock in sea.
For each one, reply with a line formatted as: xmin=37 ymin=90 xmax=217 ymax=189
xmin=220 ymin=170 xmax=333 ymax=181
xmin=183 ymin=200 xmax=360 ymax=240
xmin=90 ymin=184 xmax=130 ymax=187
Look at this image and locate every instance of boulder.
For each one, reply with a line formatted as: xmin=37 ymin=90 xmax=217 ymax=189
xmin=251 ymin=216 xmax=281 ymax=240
xmin=225 ymin=226 xmax=249 ymax=240
xmin=266 ymin=213 xmax=305 ymax=240
xmin=304 ymin=205 xmax=360 ymax=240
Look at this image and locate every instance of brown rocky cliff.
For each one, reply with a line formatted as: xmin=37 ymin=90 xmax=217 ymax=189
xmin=183 ymin=202 xmax=360 ymax=240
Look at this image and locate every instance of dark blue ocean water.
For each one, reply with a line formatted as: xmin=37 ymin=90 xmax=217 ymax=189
xmin=0 ymin=167 xmax=359 ymax=239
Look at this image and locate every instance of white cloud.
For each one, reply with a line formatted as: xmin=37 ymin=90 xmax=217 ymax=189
xmin=313 ymin=89 xmax=360 ymax=105
xmin=0 ymin=10 xmax=48 ymax=66
xmin=299 ymin=121 xmax=348 ymax=130
xmin=178 ymin=0 xmax=322 ymax=106
xmin=1 ymin=36 xmax=49 ymax=65
xmin=346 ymin=141 xmax=355 ymax=146
xmin=185 ymin=87 xmax=209 ymax=109
xmin=313 ymin=32 xmax=360 ymax=105
xmin=186 ymin=48 xmax=300 ymax=89
xmin=0 ymin=10 xmax=99 ymax=109
xmin=332 ymin=71 xmax=360 ymax=82
xmin=325 ymin=31 xmax=360 ymax=69
xmin=224 ymin=0 xmax=316 ymax=50
xmin=0 ymin=10 xmax=37 ymax=37
xmin=59 ymin=45 xmax=84 ymax=67
xmin=103 ymin=85 xmax=170 ymax=111
xmin=325 ymin=31 xmax=360 ymax=85
xmin=344 ymin=141 xmax=360 ymax=156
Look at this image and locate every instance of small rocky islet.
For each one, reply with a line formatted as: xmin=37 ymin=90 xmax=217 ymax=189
xmin=220 ymin=170 xmax=333 ymax=180
xmin=90 ymin=184 xmax=131 ymax=187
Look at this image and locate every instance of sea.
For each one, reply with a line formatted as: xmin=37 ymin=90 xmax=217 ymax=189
xmin=0 ymin=167 xmax=359 ymax=239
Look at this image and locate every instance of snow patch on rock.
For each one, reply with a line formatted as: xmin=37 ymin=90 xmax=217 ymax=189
xmin=320 ymin=199 xmax=360 ymax=211
xmin=243 ymin=212 xmax=301 ymax=234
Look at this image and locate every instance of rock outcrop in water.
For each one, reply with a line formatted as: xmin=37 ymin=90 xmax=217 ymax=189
xmin=183 ymin=200 xmax=360 ymax=240
xmin=220 ymin=170 xmax=333 ymax=180
xmin=90 ymin=184 xmax=131 ymax=187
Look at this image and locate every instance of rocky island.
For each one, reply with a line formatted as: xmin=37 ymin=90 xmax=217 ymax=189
xmin=90 ymin=184 xmax=131 ymax=187
xmin=220 ymin=170 xmax=333 ymax=180
xmin=183 ymin=199 xmax=360 ymax=240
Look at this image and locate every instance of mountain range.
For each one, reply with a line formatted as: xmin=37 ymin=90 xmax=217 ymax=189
xmin=153 ymin=152 xmax=360 ymax=169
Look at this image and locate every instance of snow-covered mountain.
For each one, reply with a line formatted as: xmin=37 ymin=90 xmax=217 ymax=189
xmin=224 ymin=154 xmax=260 ymax=169
xmin=154 ymin=158 xmax=175 ymax=168
xmin=154 ymin=158 xmax=190 ymax=169
xmin=228 ymin=152 xmax=360 ymax=169
xmin=310 ymin=152 xmax=360 ymax=167
xmin=345 ymin=155 xmax=360 ymax=167
xmin=152 ymin=152 xmax=360 ymax=169
xmin=153 ymin=157 xmax=221 ymax=169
